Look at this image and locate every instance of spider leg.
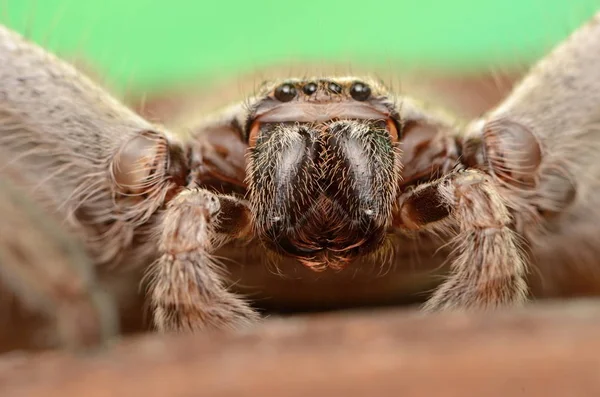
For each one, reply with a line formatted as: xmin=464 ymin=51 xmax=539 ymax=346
xmin=396 ymin=169 xmax=528 ymax=311
xmin=147 ymin=187 xmax=259 ymax=333
xmin=0 ymin=177 xmax=118 ymax=350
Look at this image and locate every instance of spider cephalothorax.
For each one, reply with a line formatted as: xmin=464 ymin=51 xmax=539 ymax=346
xmin=243 ymin=78 xmax=403 ymax=270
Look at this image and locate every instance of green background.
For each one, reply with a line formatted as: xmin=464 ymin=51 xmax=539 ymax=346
xmin=2 ymin=1 xmax=599 ymax=94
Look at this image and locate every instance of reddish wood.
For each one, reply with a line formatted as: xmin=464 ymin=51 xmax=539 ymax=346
xmin=1 ymin=300 xmax=599 ymax=397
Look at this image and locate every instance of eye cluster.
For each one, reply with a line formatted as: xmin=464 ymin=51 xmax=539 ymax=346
xmin=273 ymin=80 xmax=372 ymax=102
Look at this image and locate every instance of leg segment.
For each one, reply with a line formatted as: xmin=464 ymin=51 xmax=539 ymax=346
xmin=396 ymin=169 xmax=528 ymax=311
xmin=0 ymin=177 xmax=118 ymax=350
xmin=147 ymin=188 xmax=259 ymax=333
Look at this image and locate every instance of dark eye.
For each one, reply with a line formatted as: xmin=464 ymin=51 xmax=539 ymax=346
xmin=274 ymin=84 xmax=297 ymax=102
xmin=350 ymin=82 xmax=371 ymax=101
xmin=302 ymin=82 xmax=317 ymax=95
xmin=328 ymin=82 xmax=342 ymax=94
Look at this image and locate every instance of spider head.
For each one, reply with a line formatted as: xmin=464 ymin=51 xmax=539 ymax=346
xmin=244 ymin=77 xmax=403 ymax=271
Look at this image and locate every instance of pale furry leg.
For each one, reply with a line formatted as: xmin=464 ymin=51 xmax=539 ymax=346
xmin=148 ymin=188 xmax=259 ymax=333
xmin=399 ymin=169 xmax=528 ymax=311
xmin=0 ymin=177 xmax=118 ymax=350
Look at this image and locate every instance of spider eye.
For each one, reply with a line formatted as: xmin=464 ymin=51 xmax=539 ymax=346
xmin=350 ymin=82 xmax=371 ymax=101
xmin=328 ymin=82 xmax=342 ymax=94
xmin=302 ymin=82 xmax=318 ymax=95
xmin=274 ymin=83 xmax=297 ymax=102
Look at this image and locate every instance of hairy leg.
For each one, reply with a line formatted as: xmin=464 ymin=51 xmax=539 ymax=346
xmin=396 ymin=169 xmax=528 ymax=311
xmin=147 ymin=188 xmax=259 ymax=332
xmin=0 ymin=177 xmax=118 ymax=350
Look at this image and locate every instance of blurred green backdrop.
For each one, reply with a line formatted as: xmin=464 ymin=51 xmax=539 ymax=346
xmin=1 ymin=0 xmax=599 ymax=94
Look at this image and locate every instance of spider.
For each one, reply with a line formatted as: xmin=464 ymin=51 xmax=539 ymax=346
xmin=0 ymin=11 xmax=599 ymax=350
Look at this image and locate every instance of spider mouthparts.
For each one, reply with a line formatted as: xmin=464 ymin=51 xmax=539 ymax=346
xmin=249 ymin=115 xmax=401 ymax=271
xmin=261 ymin=215 xmax=387 ymax=272
xmin=297 ymin=254 xmax=353 ymax=272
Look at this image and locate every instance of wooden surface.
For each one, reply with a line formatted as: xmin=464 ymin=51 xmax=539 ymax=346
xmin=1 ymin=300 xmax=600 ymax=397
